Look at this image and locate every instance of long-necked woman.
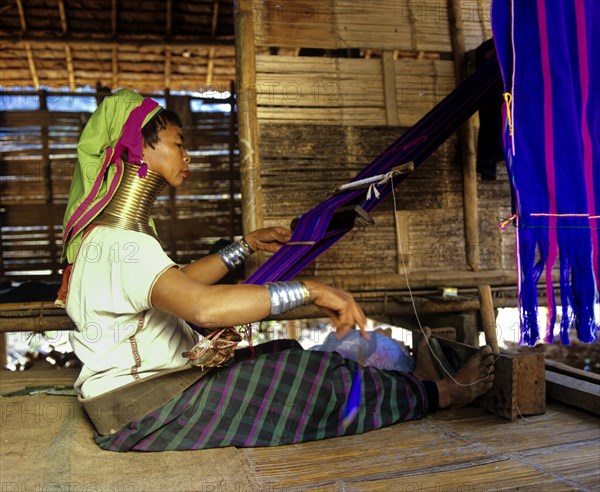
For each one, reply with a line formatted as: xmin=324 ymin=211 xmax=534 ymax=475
xmin=59 ymin=89 xmax=494 ymax=451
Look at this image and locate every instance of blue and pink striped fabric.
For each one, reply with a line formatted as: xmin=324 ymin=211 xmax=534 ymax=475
xmin=492 ymin=0 xmax=599 ymax=345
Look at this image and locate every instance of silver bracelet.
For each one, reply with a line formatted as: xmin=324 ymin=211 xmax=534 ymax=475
xmin=266 ymin=281 xmax=309 ymax=315
xmin=217 ymin=241 xmax=252 ymax=271
xmin=239 ymin=237 xmax=254 ymax=254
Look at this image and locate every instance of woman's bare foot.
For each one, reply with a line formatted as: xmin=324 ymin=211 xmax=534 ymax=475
xmin=414 ymin=327 xmax=440 ymax=381
xmin=437 ymin=346 xmax=496 ymax=409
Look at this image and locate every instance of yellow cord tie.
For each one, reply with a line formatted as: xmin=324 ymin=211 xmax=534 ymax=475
xmin=497 ymin=214 xmax=517 ymax=230
xmin=503 ymin=92 xmax=514 ymax=136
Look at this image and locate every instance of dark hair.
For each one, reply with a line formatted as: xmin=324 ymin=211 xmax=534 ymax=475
xmin=142 ymin=109 xmax=182 ymax=149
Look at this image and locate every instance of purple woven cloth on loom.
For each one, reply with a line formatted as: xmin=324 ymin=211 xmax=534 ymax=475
xmin=244 ymin=57 xmax=501 ymax=288
xmin=492 ymin=0 xmax=599 ymax=345
xmin=243 ymin=54 xmax=503 ymax=370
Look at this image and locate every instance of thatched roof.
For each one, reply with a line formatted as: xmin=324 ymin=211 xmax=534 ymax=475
xmin=0 ymin=0 xmax=237 ymax=92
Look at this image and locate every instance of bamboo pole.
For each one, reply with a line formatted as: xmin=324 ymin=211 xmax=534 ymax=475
xmin=235 ymin=0 xmax=264 ymax=273
xmin=477 ymin=284 xmax=500 ymax=352
xmin=166 ymin=0 xmax=172 ymax=37
xmin=0 ymin=315 xmax=76 ymax=333
xmin=25 ymin=43 xmax=39 ymax=90
xmin=207 ymin=47 xmax=215 ymax=86
xmin=0 ymin=295 xmax=517 ymax=332
xmin=1 ymin=35 xmax=234 ymax=49
xmin=406 ymin=0 xmax=418 ymax=50
xmin=65 ymin=44 xmax=75 ymax=91
xmin=305 ymin=269 xmax=560 ymax=292
xmin=448 ymin=0 xmax=480 ymax=271
xmin=111 ymin=45 xmax=118 ymax=89
xmin=382 ymin=50 xmax=399 ymax=126
xmin=206 ymin=2 xmax=220 ymax=88
xmin=211 ymin=0 xmax=220 ymax=35
xmin=111 ymin=0 xmax=118 ymax=36
xmin=164 ymin=47 xmax=172 ymax=89
xmin=16 ymin=0 xmax=26 ymax=32
xmin=58 ymin=0 xmax=68 ymax=34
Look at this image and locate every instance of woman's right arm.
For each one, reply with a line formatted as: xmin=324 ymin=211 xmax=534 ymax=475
xmin=151 ymin=267 xmax=367 ymax=337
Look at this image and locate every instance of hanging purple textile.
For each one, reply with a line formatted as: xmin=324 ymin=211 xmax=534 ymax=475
xmin=492 ymin=0 xmax=599 ymax=345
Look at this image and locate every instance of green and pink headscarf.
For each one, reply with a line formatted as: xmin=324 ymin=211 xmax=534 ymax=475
xmin=61 ymin=89 xmax=162 ymax=263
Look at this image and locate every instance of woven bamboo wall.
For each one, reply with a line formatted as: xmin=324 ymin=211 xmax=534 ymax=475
xmin=249 ymin=0 xmax=515 ymax=281
xmin=0 ymin=95 xmax=241 ymax=281
xmin=0 ymin=0 xmax=237 ymax=92
xmin=254 ymin=0 xmax=490 ymax=52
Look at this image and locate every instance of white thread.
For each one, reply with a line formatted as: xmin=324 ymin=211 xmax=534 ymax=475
xmin=337 ymin=169 xmax=401 ymax=200
xmin=516 ymin=406 xmax=529 ymax=422
xmin=389 ymin=176 xmax=498 ymax=387
xmin=367 ymin=170 xmax=401 ymax=201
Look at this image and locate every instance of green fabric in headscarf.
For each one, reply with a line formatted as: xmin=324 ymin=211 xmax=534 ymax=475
xmin=61 ymin=89 xmax=162 ymax=263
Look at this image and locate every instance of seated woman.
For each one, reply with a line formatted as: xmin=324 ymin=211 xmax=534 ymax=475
xmin=58 ymin=89 xmax=495 ymax=451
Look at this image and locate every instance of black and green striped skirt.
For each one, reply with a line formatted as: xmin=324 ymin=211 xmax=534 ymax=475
xmin=95 ymin=340 xmax=434 ymax=451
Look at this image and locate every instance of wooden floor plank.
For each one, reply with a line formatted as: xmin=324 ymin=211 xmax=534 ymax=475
xmin=345 ymin=458 xmax=576 ymax=491
xmin=0 ymin=390 xmax=596 ymax=491
xmin=428 ymin=403 xmax=600 ymax=454
xmin=246 ymin=403 xmax=600 ymax=489
xmin=245 ymin=419 xmax=499 ymax=488
xmin=520 ymin=441 xmax=600 ymax=489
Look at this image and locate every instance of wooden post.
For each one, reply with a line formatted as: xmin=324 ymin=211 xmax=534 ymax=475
xmin=382 ymin=50 xmax=399 ymax=126
xmin=448 ymin=0 xmax=480 ymax=271
xmin=235 ymin=0 xmax=264 ymax=274
xmin=477 ymin=284 xmax=500 ymax=353
xmin=395 ymin=211 xmax=410 ymax=274
xmin=286 ymin=319 xmax=299 ymax=340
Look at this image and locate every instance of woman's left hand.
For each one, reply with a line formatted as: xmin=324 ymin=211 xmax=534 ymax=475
xmin=245 ymin=227 xmax=292 ymax=254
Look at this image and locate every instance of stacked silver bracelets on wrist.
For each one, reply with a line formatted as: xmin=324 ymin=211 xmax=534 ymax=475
xmin=217 ymin=238 xmax=254 ymax=271
xmin=266 ymin=281 xmax=311 ymax=315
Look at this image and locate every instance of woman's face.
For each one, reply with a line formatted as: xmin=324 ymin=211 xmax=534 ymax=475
xmin=143 ymin=123 xmax=190 ymax=187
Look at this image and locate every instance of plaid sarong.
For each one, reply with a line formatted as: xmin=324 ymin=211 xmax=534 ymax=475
xmin=95 ymin=341 xmax=429 ymax=451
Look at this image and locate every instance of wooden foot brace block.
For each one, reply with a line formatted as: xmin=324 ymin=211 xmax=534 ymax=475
xmin=432 ymin=337 xmax=546 ymax=420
